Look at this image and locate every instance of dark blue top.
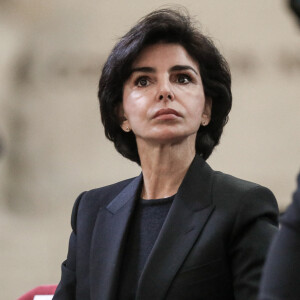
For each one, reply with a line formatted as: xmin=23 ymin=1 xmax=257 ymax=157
xmin=118 ymin=195 xmax=175 ymax=300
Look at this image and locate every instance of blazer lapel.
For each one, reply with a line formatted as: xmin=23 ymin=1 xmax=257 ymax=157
xmin=136 ymin=156 xmax=215 ymax=300
xmin=89 ymin=174 xmax=143 ymax=300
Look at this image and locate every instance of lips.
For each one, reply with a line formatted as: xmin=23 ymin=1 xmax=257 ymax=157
xmin=153 ymin=108 xmax=181 ymax=118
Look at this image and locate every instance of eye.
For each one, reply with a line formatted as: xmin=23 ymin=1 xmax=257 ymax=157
xmin=135 ymin=76 xmax=150 ymax=87
xmin=177 ymin=74 xmax=192 ymax=84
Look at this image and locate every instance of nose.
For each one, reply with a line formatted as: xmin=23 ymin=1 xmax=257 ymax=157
xmin=157 ymin=79 xmax=174 ymax=101
xmin=159 ymin=93 xmax=173 ymax=101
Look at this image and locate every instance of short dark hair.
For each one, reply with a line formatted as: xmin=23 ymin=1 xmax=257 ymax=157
xmin=98 ymin=8 xmax=232 ymax=164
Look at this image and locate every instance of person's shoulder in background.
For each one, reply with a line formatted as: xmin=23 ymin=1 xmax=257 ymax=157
xmin=281 ymin=172 xmax=300 ymax=227
xmin=258 ymin=171 xmax=300 ymax=300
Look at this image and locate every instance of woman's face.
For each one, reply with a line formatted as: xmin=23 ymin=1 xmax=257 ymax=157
xmin=121 ymin=43 xmax=211 ymax=146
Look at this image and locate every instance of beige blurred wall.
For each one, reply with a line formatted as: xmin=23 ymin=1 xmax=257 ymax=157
xmin=1 ymin=0 xmax=300 ymax=298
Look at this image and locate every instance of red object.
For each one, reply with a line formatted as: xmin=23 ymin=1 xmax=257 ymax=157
xmin=18 ymin=285 xmax=57 ymax=300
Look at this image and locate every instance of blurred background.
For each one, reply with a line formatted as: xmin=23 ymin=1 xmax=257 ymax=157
xmin=0 ymin=0 xmax=300 ymax=298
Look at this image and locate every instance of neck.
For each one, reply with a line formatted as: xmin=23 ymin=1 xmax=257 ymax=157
xmin=137 ymin=137 xmax=196 ymax=199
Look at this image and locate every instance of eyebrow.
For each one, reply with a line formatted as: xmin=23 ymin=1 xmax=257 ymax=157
xmin=169 ymin=65 xmax=199 ymax=75
xmin=130 ymin=65 xmax=199 ymax=76
xmin=130 ymin=67 xmax=155 ymax=74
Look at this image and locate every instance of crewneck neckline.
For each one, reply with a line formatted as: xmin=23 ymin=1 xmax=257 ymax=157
xmin=140 ymin=194 xmax=176 ymax=205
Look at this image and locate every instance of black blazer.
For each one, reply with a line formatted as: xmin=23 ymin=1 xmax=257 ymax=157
xmin=53 ymin=156 xmax=278 ymax=300
xmin=259 ymin=173 xmax=300 ymax=300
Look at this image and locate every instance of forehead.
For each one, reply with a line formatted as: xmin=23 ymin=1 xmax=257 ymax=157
xmin=132 ymin=43 xmax=199 ymax=71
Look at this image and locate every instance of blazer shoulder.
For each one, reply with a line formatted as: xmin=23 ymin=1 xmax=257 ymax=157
xmin=210 ymin=171 xmax=279 ymax=245
xmin=213 ymin=170 xmax=274 ymax=198
xmin=69 ymin=176 xmax=139 ymax=231
xmin=212 ymin=170 xmax=278 ymax=214
xmin=80 ymin=176 xmax=138 ymax=208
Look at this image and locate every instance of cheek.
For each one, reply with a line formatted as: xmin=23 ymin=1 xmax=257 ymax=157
xmin=123 ymin=88 xmax=154 ymax=119
xmin=187 ymin=97 xmax=206 ymax=127
xmin=185 ymin=92 xmax=205 ymax=114
xmin=123 ymin=94 xmax=147 ymax=124
xmin=122 ymin=90 xmax=138 ymax=117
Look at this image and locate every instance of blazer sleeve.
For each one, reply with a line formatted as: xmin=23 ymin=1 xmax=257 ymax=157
xmin=229 ymin=186 xmax=279 ymax=300
xmin=258 ymin=173 xmax=300 ymax=300
xmin=53 ymin=191 xmax=86 ymax=300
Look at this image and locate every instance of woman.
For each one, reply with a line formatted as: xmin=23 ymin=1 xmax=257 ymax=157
xmin=53 ymin=8 xmax=278 ymax=300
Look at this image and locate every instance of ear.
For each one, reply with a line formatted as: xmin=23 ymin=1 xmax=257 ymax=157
xmin=201 ymin=97 xmax=212 ymax=126
xmin=117 ymin=103 xmax=131 ymax=132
